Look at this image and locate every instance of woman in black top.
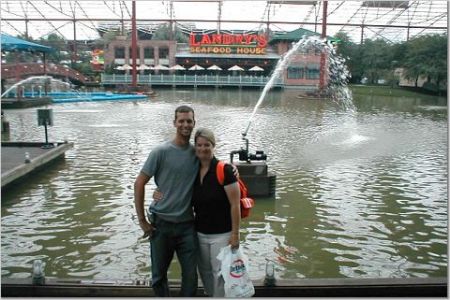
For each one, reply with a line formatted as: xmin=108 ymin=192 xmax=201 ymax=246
xmin=193 ymin=128 xmax=240 ymax=297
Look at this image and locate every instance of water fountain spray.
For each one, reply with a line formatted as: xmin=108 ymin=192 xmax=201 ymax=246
xmin=241 ymin=35 xmax=353 ymax=143
xmin=1 ymin=76 xmax=53 ymax=98
xmin=230 ymin=35 xmax=353 ymax=196
xmin=242 ymin=36 xmax=325 ymax=138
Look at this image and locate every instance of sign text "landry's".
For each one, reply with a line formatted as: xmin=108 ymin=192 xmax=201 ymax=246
xmin=189 ymin=33 xmax=267 ymax=55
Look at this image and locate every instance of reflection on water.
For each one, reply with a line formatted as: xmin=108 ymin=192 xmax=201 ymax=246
xmin=1 ymin=87 xmax=447 ymax=281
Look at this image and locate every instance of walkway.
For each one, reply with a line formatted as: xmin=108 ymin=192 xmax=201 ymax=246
xmin=101 ymin=74 xmax=284 ymax=88
xmin=1 ymin=142 xmax=74 ymax=189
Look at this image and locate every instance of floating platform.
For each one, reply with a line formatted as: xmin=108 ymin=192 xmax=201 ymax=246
xmin=1 ymin=141 xmax=74 ymax=189
xmin=1 ymin=93 xmax=148 ymax=107
xmin=1 ymin=277 xmax=446 ymax=297
xmin=50 ymin=92 xmax=148 ymax=103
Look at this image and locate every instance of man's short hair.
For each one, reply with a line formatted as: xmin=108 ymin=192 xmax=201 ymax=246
xmin=174 ymin=105 xmax=195 ymax=121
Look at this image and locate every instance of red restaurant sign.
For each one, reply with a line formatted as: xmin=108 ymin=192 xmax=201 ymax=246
xmin=189 ymin=33 xmax=267 ymax=55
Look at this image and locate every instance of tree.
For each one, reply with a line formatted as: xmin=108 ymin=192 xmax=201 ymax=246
xmin=359 ymin=38 xmax=393 ymax=84
xmin=333 ymin=31 xmax=362 ymax=84
xmin=152 ymin=23 xmax=188 ymax=43
xmin=403 ymin=34 xmax=447 ymax=91
xmin=39 ymin=33 xmax=68 ymax=63
xmin=94 ymin=30 xmax=122 ymax=50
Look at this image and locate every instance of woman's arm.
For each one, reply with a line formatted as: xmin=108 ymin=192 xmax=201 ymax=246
xmin=224 ymin=182 xmax=241 ymax=249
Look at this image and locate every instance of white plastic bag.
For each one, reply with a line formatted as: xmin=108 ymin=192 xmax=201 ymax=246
xmin=217 ymin=245 xmax=255 ymax=298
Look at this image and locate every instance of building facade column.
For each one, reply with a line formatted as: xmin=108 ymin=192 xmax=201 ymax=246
xmin=125 ymin=44 xmax=130 ymax=65
xmin=154 ymin=47 xmax=159 ymax=66
xmin=169 ymin=44 xmax=176 ymax=66
xmin=139 ymin=44 xmax=145 ymax=74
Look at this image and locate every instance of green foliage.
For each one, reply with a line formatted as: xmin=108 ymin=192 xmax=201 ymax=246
xmin=332 ymin=32 xmax=447 ymax=90
xmin=94 ymin=30 xmax=122 ymax=49
xmin=350 ymin=84 xmax=427 ymax=97
xmin=403 ymin=34 xmax=447 ymax=89
xmin=39 ymin=33 xmax=68 ymax=62
xmin=333 ymin=31 xmax=362 ymax=83
xmin=334 ymin=33 xmax=395 ymax=84
xmin=152 ymin=24 xmax=188 ymax=43
xmin=360 ymin=39 xmax=394 ymax=84
xmin=73 ymin=61 xmax=93 ymax=74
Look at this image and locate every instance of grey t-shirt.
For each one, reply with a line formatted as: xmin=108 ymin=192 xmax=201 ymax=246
xmin=141 ymin=141 xmax=199 ymax=223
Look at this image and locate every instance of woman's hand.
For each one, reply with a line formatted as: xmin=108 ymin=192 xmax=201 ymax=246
xmin=152 ymin=188 xmax=163 ymax=202
xmin=229 ymin=232 xmax=240 ymax=249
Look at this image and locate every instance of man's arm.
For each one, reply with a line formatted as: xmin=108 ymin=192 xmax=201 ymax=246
xmin=134 ymin=172 xmax=154 ymax=238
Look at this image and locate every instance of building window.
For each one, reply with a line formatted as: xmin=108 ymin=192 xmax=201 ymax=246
xmin=115 ymin=47 xmax=125 ymax=58
xmin=144 ymin=47 xmax=154 ymax=58
xmin=306 ymin=68 xmax=320 ymax=79
xmin=287 ymin=67 xmax=304 ymax=79
xmin=159 ymin=47 xmax=169 ymax=59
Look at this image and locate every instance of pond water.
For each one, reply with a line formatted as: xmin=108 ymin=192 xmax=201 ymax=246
xmin=1 ymin=87 xmax=447 ymax=281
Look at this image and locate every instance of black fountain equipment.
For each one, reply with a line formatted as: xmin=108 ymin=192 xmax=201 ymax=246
xmin=229 ymin=132 xmax=276 ymax=197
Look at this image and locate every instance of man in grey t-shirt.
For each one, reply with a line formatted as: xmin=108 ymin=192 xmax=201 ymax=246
xmin=134 ymin=105 xmax=199 ymax=297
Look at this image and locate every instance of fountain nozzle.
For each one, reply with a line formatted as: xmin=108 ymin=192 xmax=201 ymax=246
xmin=229 ymin=133 xmax=267 ymax=163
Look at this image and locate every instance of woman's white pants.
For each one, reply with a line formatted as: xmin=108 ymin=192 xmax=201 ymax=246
xmin=197 ymin=231 xmax=231 ymax=297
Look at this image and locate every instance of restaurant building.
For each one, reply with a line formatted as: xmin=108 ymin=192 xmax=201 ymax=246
xmin=103 ymin=27 xmax=334 ymax=88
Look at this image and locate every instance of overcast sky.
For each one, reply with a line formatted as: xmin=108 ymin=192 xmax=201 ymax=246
xmin=1 ymin=1 xmax=447 ymax=43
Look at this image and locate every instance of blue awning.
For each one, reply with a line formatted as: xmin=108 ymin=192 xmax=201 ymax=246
xmin=1 ymin=34 xmax=54 ymax=53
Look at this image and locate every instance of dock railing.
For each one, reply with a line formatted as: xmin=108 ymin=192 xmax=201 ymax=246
xmin=2 ymin=276 xmax=447 ymax=297
xmin=101 ymin=73 xmax=284 ymax=88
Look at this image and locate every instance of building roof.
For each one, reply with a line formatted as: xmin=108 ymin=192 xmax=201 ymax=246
xmin=269 ymin=28 xmax=339 ymax=44
xmin=1 ymin=1 xmax=446 ymax=44
xmin=1 ymin=34 xmax=54 ymax=53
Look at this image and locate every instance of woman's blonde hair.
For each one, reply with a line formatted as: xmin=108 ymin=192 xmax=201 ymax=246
xmin=194 ymin=128 xmax=216 ymax=147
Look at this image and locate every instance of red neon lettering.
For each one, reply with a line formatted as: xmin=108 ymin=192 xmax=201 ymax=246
xmin=211 ymin=34 xmax=222 ymax=44
xmin=201 ymin=34 xmax=211 ymax=44
xmin=244 ymin=34 xmax=253 ymax=44
xmin=190 ymin=34 xmax=200 ymax=46
xmin=222 ymin=34 xmax=233 ymax=45
xmin=257 ymin=35 xmax=267 ymax=47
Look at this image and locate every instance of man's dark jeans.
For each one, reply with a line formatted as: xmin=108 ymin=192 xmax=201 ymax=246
xmin=150 ymin=215 xmax=199 ymax=297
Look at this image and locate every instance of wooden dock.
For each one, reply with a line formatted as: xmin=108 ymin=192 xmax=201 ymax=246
xmin=1 ymin=277 xmax=447 ymax=297
xmin=1 ymin=141 xmax=74 ymax=189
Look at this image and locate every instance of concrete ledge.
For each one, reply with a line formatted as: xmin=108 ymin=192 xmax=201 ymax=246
xmin=1 ymin=277 xmax=447 ymax=297
xmin=1 ymin=142 xmax=74 ymax=189
xmin=1 ymin=97 xmax=52 ymax=109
